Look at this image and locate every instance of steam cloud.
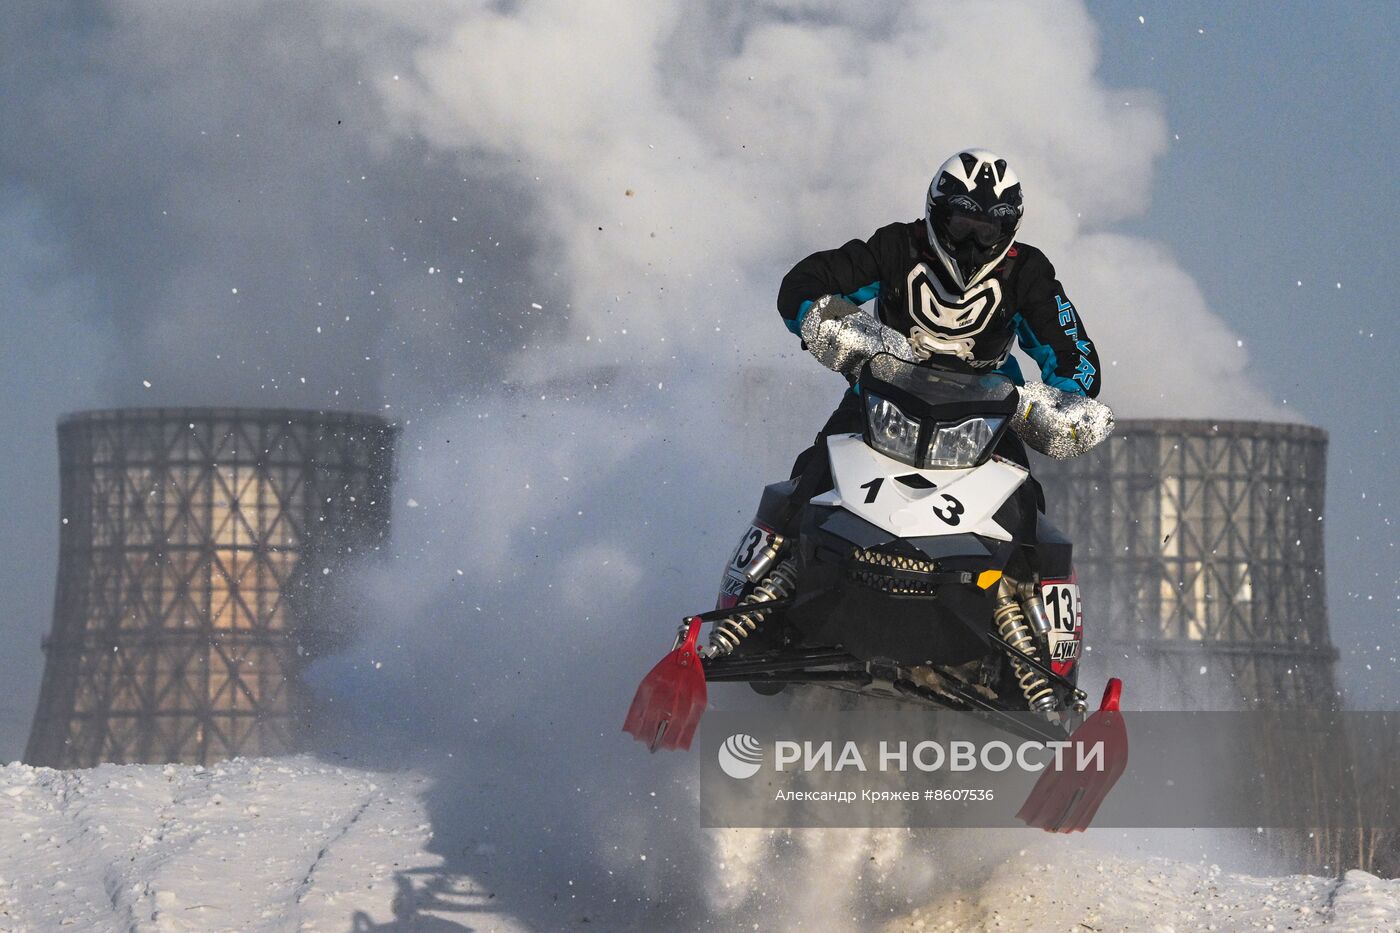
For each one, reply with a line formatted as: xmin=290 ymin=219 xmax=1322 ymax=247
xmin=2 ymin=0 xmax=1287 ymax=927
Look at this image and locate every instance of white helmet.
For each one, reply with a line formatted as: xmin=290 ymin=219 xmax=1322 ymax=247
xmin=924 ymin=148 xmax=1024 ymax=290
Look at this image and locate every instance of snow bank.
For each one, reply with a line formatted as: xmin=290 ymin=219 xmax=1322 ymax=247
xmin=3 ymin=756 xmax=1396 ymax=931
xmin=0 ymin=756 xmax=522 ymax=932
xmin=890 ymin=851 xmax=1399 ymax=932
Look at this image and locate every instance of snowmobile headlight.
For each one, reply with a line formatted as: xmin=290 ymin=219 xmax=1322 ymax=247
xmin=863 ymin=392 xmax=921 ymax=465
xmin=923 ymin=417 xmax=1004 ymax=468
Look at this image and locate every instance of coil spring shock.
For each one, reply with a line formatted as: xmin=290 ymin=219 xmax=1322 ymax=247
xmin=708 ymin=559 xmax=798 ymax=657
xmin=993 ymin=580 xmax=1057 ymax=712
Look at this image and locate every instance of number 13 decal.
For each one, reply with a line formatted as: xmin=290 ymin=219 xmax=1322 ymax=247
xmin=734 ymin=528 xmax=765 ymax=569
xmin=1042 ymin=583 xmax=1079 ymax=631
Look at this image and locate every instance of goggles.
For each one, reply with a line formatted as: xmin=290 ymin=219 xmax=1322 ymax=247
xmin=941 ymin=211 xmax=1014 ymax=248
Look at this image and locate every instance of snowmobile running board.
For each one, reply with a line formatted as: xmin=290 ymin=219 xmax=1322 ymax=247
xmin=892 ymin=677 xmax=1071 ymax=745
xmin=702 ymin=650 xmax=1073 ymax=744
xmin=691 ymin=599 xmax=1087 ymax=706
xmin=701 ymin=647 xmax=859 ymax=677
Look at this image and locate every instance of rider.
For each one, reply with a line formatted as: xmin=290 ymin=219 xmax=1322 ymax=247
xmin=777 ymin=148 xmax=1104 ymax=520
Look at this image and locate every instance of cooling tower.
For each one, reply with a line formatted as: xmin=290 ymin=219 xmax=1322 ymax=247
xmin=24 ymin=408 xmax=397 ymax=767
xmin=1034 ymin=419 xmax=1338 ymax=708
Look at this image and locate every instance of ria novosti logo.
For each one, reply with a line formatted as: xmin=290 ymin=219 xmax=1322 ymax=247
xmin=715 ymin=735 xmax=1109 ymax=778
xmin=717 ymin=733 xmax=764 ymax=779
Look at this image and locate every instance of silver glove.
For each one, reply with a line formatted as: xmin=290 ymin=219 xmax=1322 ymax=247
xmin=799 ymin=294 xmax=914 ymax=377
xmin=1010 ymin=381 xmax=1115 ymax=459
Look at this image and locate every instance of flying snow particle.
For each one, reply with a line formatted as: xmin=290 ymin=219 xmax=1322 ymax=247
xmin=142 ymin=380 xmax=152 ymax=388
xmin=230 ymin=287 xmax=238 ymax=294
xmin=531 ymin=302 xmax=543 ymax=309
xmin=1138 ymin=15 xmax=1145 ymax=24
xmin=407 ymin=498 xmax=420 ymax=508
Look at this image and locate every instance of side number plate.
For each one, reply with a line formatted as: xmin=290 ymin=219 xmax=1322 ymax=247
xmin=1041 ymin=580 xmax=1082 ymax=667
xmin=718 ymin=523 xmax=778 ymax=608
xmin=729 ymin=523 xmax=776 ymax=578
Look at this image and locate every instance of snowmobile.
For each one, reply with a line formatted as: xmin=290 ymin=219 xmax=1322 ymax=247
xmin=624 ymin=354 xmax=1126 ymax=830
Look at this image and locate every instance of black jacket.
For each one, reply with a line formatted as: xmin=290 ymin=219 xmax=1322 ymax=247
xmin=777 ymin=219 xmax=1101 ymax=397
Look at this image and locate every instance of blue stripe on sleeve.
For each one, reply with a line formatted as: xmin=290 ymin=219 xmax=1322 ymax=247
xmin=786 ymin=299 xmax=815 ymax=335
xmin=1012 ymin=314 xmax=1085 ymax=395
xmin=844 ymin=282 xmax=880 ymax=305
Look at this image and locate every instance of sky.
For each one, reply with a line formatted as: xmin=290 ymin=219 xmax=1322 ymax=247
xmin=0 ymin=2 xmax=1396 ymax=922
xmin=1089 ymin=2 xmax=1399 ymax=703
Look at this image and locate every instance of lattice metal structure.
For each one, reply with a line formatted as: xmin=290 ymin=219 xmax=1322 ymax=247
xmin=24 ymin=409 xmax=397 ymax=768
xmin=1034 ymin=419 xmax=1337 ymax=709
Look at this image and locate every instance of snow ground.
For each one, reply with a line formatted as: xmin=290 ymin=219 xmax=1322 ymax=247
xmin=0 ymin=756 xmax=524 ymax=932
xmin=889 ymin=852 xmax=1400 ymax=933
xmin=2 ymin=756 xmax=1397 ymax=932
